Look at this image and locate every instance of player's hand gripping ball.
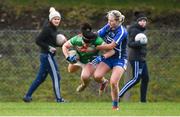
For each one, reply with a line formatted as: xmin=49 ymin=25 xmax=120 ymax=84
xmin=135 ymin=33 xmax=148 ymax=44
xmin=66 ymin=50 xmax=80 ymax=64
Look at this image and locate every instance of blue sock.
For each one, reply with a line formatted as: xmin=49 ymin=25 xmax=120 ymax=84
xmin=112 ymin=101 xmax=118 ymax=107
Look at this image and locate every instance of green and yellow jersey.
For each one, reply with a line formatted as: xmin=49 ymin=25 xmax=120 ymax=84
xmin=69 ymin=34 xmax=104 ymax=64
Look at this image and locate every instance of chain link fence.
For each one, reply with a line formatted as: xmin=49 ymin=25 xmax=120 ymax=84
xmin=0 ymin=29 xmax=179 ymax=102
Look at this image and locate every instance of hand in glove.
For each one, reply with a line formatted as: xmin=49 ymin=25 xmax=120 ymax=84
xmin=91 ymin=55 xmax=105 ymax=66
xmin=66 ymin=55 xmax=77 ymax=64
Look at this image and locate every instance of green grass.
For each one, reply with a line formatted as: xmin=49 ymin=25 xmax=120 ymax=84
xmin=0 ymin=102 xmax=179 ymax=116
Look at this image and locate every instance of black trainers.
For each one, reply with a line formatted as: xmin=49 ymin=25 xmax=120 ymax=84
xmin=23 ymin=96 xmax=32 ymax=102
xmin=57 ymin=98 xmax=67 ymax=103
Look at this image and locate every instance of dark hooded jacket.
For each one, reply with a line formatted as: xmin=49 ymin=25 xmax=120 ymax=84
xmin=127 ymin=23 xmax=147 ymax=61
xmin=36 ymin=20 xmax=59 ymax=53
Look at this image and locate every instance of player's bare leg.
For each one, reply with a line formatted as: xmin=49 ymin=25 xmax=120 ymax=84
xmin=76 ymin=63 xmax=95 ymax=92
xmin=99 ymin=77 xmax=109 ymax=96
xmin=110 ymin=66 xmax=124 ymax=110
xmin=94 ymin=62 xmax=110 ymax=95
xmin=68 ymin=64 xmax=80 ymax=73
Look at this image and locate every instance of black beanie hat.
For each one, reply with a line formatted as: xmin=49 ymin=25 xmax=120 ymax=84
xmin=134 ymin=11 xmax=148 ymax=22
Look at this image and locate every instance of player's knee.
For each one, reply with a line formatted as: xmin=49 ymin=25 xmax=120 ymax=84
xmin=94 ymin=73 xmax=103 ymax=80
xmin=110 ymin=81 xmax=118 ymax=90
xmin=81 ymin=74 xmax=90 ymax=80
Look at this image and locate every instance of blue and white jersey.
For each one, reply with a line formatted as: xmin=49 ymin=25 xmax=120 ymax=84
xmin=98 ymin=24 xmax=128 ymax=59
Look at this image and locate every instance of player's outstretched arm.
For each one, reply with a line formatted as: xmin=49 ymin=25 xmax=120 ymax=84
xmin=62 ymin=40 xmax=71 ymax=58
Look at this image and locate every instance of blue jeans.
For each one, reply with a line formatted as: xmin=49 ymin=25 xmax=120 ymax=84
xmin=25 ymin=53 xmax=62 ymax=101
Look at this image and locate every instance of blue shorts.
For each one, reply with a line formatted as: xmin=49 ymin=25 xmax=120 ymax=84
xmin=102 ymin=57 xmax=128 ymax=70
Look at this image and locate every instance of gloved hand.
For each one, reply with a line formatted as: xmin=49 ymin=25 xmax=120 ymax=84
xmin=66 ymin=55 xmax=77 ymax=64
xmin=91 ymin=55 xmax=105 ymax=66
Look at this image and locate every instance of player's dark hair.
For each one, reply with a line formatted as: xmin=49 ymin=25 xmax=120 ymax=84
xmin=80 ymin=23 xmax=97 ymax=43
xmin=81 ymin=23 xmax=92 ymax=33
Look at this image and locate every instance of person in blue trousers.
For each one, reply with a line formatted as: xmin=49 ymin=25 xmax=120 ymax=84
xmin=23 ymin=7 xmax=66 ymax=102
xmin=119 ymin=12 xmax=149 ymax=102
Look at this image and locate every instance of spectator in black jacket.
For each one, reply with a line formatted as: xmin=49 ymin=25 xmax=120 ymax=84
xmin=119 ymin=12 xmax=149 ymax=102
xmin=23 ymin=7 xmax=66 ymax=102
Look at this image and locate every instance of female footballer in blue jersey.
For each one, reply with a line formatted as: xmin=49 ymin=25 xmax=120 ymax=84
xmin=23 ymin=7 xmax=66 ymax=103
xmin=91 ymin=10 xmax=128 ymax=110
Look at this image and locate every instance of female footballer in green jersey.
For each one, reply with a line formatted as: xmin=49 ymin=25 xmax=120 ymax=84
xmin=62 ymin=23 xmax=114 ymax=92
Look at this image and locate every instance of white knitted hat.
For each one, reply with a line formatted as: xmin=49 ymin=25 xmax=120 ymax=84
xmin=49 ymin=7 xmax=61 ymax=21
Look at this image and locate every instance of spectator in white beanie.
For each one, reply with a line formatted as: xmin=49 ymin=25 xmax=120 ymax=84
xmin=23 ymin=7 xmax=67 ymax=103
xmin=49 ymin=7 xmax=61 ymax=21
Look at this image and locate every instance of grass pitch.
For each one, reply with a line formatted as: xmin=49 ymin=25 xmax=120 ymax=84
xmin=0 ymin=102 xmax=179 ymax=116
